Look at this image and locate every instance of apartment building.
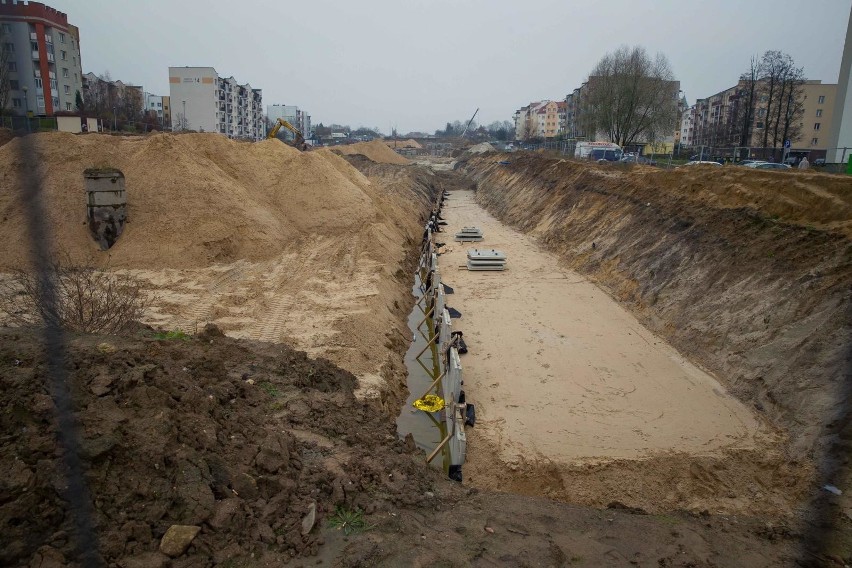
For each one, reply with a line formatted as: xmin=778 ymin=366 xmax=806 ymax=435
xmin=168 ymin=66 xmax=263 ymax=140
xmin=267 ymin=103 xmax=311 ymax=138
xmin=689 ymin=79 xmax=837 ymax=155
xmin=82 ymin=72 xmax=144 ymax=118
xmin=830 ymin=5 xmax=852 ymax=163
xmin=0 ymin=0 xmax=83 ymax=116
xmin=513 ymin=101 xmax=549 ymax=140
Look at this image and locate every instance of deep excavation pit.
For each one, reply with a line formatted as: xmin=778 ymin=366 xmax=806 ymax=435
xmin=452 ymin=153 xmax=851 ymax=520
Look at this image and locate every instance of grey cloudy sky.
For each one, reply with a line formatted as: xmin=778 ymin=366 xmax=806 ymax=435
xmin=52 ymin=0 xmax=851 ymax=134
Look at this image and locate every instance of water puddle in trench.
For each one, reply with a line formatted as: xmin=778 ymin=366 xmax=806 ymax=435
xmin=396 ymin=273 xmax=448 ymax=471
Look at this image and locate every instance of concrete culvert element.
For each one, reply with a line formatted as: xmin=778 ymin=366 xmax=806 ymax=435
xmin=84 ymin=168 xmax=127 ymax=250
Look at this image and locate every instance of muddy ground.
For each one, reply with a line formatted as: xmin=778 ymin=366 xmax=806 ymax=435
xmin=0 ymin=326 xmax=808 ymax=567
xmin=1 ymin=149 xmax=849 ymax=566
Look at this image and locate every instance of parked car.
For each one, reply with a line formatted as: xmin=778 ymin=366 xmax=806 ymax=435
xmin=621 ymin=155 xmax=657 ymax=166
xmin=814 ymin=158 xmax=826 ymax=167
xmin=683 ymin=160 xmax=722 ymax=167
xmin=742 ymin=161 xmax=768 ymax=168
xmin=754 ymin=162 xmax=791 ymax=170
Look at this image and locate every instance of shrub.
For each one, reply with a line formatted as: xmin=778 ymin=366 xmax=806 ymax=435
xmin=0 ymin=256 xmax=151 ymax=334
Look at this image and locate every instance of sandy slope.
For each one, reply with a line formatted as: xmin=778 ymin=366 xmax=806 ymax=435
xmin=440 ymin=189 xmax=802 ymax=515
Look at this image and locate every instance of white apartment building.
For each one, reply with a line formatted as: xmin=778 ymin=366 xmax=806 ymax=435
xmin=168 ymin=66 xmax=263 ymax=140
xmin=0 ymin=1 xmax=84 ymax=115
xmin=267 ymin=103 xmax=311 ymax=139
xmin=680 ymin=105 xmax=695 ymax=147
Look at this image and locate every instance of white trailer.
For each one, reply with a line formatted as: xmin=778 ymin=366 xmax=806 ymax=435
xmin=575 ymin=141 xmax=622 ymax=159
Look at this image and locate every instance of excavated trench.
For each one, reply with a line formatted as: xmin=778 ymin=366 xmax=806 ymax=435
xmin=393 ymin=155 xmax=852 ymax=521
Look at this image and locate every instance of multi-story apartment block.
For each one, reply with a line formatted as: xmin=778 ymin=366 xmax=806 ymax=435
xmin=563 ymin=77 xmax=680 ymax=147
xmin=513 ymin=101 xmax=549 ymax=140
xmin=144 ymin=92 xmax=164 ymax=121
xmin=689 ymin=79 xmax=836 ymax=157
xmin=532 ymin=100 xmax=563 ymax=138
xmin=0 ymin=0 xmax=83 ymax=116
xmin=830 ymin=5 xmax=852 ymax=163
xmin=267 ymin=103 xmax=311 ymax=139
xmin=82 ymin=72 xmax=144 ymax=119
xmin=169 ymin=66 xmax=263 ymax=140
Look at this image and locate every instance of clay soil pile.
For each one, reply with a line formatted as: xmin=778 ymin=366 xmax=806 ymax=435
xmin=328 ymin=140 xmax=411 ymax=165
xmin=0 ymin=132 xmax=436 ymax=407
xmin=0 ymin=132 xmax=396 ymax=270
xmin=383 ymin=139 xmax=422 ymax=149
xmin=0 ymin=325 xmax=439 ymax=567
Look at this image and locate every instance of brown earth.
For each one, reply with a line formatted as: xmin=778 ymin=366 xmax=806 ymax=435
xmin=459 ymin=155 xmax=851 ymax=461
xmin=0 ymin=140 xmax=847 ymax=566
xmin=383 ymin=138 xmax=423 ymax=149
xmin=458 ymin=154 xmax=852 ymax=560
xmin=0 ymin=326 xmax=808 ymax=568
xmin=0 ymin=132 xmax=436 ymax=412
xmin=327 ymin=140 xmax=411 ymax=165
xmin=0 ymin=127 xmax=14 ymax=147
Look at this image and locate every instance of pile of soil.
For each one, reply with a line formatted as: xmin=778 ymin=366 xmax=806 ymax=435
xmin=461 ymin=155 xmax=852 ymax=466
xmin=0 ymin=127 xmax=14 ymax=147
xmin=328 ymin=141 xmax=411 ymax=165
xmin=466 ymin=142 xmax=496 ymax=154
xmin=383 ymin=139 xmax=422 ymax=149
xmin=0 ymin=325 xmax=439 ymax=567
xmin=0 ymin=132 xmax=387 ymax=270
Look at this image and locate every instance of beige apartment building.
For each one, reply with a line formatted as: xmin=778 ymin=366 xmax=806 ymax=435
xmin=688 ymin=79 xmax=836 ymax=158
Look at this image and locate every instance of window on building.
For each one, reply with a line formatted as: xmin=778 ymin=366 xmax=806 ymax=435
xmin=34 ymin=77 xmax=42 ymax=89
xmin=50 ymin=79 xmax=57 ymax=91
xmin=52 ymin=97 xmax=58 ymax=108
xmin=756 ymin=121 xmax=764 ymax=129
xmin=818 ymin=95 xmax=825 ymax=104
xmin=59 ymin=32 xmax=65 ymax=43
xmin=8 ymin=61 xmax=16 ymax=71
xmin=12 ymin=98 xmax=21 ymax=108
xmin=816 ymin=109 xmax=823 ymax=117
xmin=1 ymin=23 xmax=10 ymax=33
xmin=814 ymin=123 xmax=821 ymax=130
xmin=61 ymin=50 xmax=66 ymax=60
xmin=36 ymin=95 xmax=45 ymax=108
xmin=3 ymin=42 xmax=14 ymax=53
xmin=64 ymin=85 xmax=70 ymax=94
xmin=62 ymin=67 xmax=68 ymax=78
xmin=9 ymin=79 xmax=18 ymax=90
xmin=31 ymin=41 xmax=38 ymax=52
xmin=66 ymin=102 xmax=71 ymax=111
xmin=812 ymin=137 xmax=819 ymax=145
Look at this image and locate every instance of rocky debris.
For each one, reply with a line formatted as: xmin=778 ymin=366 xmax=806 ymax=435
xmin=159 ymin=525 xmax=200 ymax=557
xmin=0 ymin=327 xmax=440 ymax=567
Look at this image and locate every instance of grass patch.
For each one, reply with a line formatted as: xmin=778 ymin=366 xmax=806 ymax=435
xmin=153 ymin=329 xmax=191 ymax=341
xmin=328 ymin=506 xmax=373 ymax=536
xmin=259 ymin=381 xmax=281 ymax=397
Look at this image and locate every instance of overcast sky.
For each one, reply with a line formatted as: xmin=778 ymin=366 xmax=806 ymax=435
xmin=51 ymin=0 xmax=851 ymax=134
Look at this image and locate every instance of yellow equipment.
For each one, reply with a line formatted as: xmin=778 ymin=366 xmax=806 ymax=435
xmin=267 ymin=118 xmax=307 ymax=151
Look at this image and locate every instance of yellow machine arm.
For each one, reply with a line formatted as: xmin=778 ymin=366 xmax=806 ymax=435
xmin=267 ymin=118 xmax=307 ymax=150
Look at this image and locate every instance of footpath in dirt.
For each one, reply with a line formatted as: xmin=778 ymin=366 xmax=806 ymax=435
xmin=440 ymin=188 xmax=803 ymax=517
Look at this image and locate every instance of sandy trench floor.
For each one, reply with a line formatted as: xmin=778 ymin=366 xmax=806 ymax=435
xmin=438 ymin=189 xmax=770 ymax=467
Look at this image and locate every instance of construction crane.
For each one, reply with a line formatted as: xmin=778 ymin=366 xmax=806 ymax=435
xmin=460 ymin=108 xmax=480 ymax=138
xmin=267 ymin=118 xmax=308 ymax=151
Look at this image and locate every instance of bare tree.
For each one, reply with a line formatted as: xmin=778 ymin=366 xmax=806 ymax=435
xmin=583 ymin=45 xmax=679 ymax=147
xmin=735 ymin=56 xmax=761 ymax=148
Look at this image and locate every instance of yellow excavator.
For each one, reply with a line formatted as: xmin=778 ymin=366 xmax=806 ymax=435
xmin=267 ymin=118 xmax=308 ymax=151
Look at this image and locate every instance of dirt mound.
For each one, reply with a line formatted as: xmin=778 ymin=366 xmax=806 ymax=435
xmin=0 ymin=132 xmax=383 ymax=270
xmin=0 ymin=326 xmax=439 ymax=567
xmin=328 ymin=140 xmax=411 ymax=165
xmin=461 ymin=155 xmax=852 ymax=466
xmin=384 ymin=139 xmax=422 ymax=149
xmin=466 ymin=142 xmax=496 ymax=154
xmin=0 ymin=128 xmax=14 ymax=147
